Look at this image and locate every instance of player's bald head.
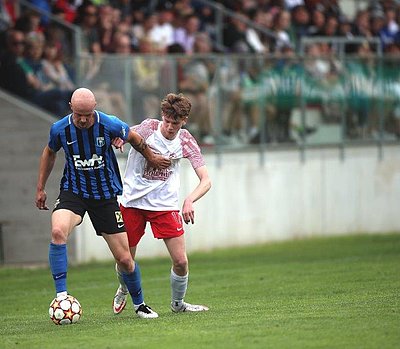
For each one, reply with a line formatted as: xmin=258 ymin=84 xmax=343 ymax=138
xmin=70 ymin=88 xmax=96 ymax=112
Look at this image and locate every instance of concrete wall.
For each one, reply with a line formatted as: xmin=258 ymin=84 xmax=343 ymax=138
xmin=75 ymin=145 xmax=400 ymax=262
xmin=0 ymin=90 xmax=76 ymax=265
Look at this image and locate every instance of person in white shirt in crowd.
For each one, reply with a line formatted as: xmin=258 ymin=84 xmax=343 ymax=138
xmin=149 ymin=6 xmax=175 ymax=51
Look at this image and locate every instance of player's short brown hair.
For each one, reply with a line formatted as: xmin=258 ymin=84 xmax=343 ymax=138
xmin=161 ymin=93 xmax=191 ymax=120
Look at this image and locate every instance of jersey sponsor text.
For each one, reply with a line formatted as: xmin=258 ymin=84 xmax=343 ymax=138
xmin=73 ymin=154 xmax=105 ymax=170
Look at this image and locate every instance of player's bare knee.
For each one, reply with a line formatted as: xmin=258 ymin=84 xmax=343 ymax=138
xmin=51 ymin=227 xmax=67 ymax=244
xmin=173 ymin=257 xmax=188 ymax=274
xmin=116 ymin=255 xmax=134 ymax=273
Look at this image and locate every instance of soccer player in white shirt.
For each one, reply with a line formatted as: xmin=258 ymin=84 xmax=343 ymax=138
xmin=112 ymin=93 xmax=211 ymax=316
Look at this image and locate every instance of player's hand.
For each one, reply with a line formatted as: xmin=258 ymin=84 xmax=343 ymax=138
xmin=182 ymin=199 xmax=194 ymax=224
xmin=148 ymin=154 xmax=171 ymax=169
xmin=35 ymin=189 xmax=49 ymax=210
xmin=112 ymin=137 xmax=125 ymax=153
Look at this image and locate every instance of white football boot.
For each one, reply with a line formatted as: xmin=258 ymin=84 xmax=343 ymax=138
xmin=171 ymin=301 xmax=209 ymax=313
xmin=113 ymin=286 xmax=128 ymax=314
xmin=135 ymin=303 xmax=159 ymax=319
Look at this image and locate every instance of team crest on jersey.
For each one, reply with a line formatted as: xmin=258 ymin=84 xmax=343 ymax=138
xmin=96 ymin=137 xmax=105 ymax=147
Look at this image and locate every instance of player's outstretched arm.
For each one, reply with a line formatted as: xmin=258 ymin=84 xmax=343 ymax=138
xmin=36 ymin=145 xmax=57 ymax=210
xmin=126 ymin=129 xmax=171 ymax=169
xmin=182 ymin=165 xmax=211 ymax=224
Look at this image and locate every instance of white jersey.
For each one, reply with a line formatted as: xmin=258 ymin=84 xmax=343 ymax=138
xmin=119 ymin=118 xmax=205 ymax=211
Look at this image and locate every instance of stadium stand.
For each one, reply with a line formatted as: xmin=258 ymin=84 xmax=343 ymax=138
xmin=1 ymin=0 xmax=399 ymax=145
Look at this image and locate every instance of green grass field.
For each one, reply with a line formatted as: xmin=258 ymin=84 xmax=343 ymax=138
xmin=0 ymin=233 xmax=399 ymax=349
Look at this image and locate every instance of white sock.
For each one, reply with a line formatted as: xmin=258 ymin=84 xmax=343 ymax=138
xmin=170 ymin=269 xmax=188 ymax=307
xmin=134 ymin=302 xmax=144 ymax=311
xmin=56 ymin=291 xmax=67 ymax=298
xmin=115 ymin=263 xmax=128 ymax=293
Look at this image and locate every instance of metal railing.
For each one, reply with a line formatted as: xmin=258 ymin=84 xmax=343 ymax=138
xmin=18 ymin=0 xmax=82 ymax=61
xmin=300 ymin=36 xmax=383 ymax=57
xmin=193 ymin=0 xmax=276 ymax=51
xmin=74 ymin=52 xmax=400 ymax=165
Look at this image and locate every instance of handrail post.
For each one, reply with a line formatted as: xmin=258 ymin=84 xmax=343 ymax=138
xmin=215 ymin=3 xmax=224 ymax=51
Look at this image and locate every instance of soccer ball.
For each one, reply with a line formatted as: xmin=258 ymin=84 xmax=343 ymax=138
xmin=49 ymin=294 xmax=82 ymax=325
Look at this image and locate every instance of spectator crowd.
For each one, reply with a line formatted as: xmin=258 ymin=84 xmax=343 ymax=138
xmin=1 ymin=0 xmax=400 ymax=143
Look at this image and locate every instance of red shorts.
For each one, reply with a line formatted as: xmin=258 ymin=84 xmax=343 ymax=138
xmin=120 ymin=205 xmax=184 ymax=247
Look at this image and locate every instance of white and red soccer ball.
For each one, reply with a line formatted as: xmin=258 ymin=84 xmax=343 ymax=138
xmin=49 ymin=294 xmax=82 ymax=325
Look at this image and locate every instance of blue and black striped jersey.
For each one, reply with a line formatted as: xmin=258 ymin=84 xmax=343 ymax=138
xmin=48 ymin=111 xmax=130 ymax=199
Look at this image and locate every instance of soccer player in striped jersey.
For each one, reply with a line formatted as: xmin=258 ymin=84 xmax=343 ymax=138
xmin=111 ymin=93 xmax=211 ymax=315
xmin=35 ymin=88 xmax=171 ymax=319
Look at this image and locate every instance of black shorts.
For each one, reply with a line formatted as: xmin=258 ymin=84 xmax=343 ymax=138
xmin=53 ymin=191 xmax=125 ymax=236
